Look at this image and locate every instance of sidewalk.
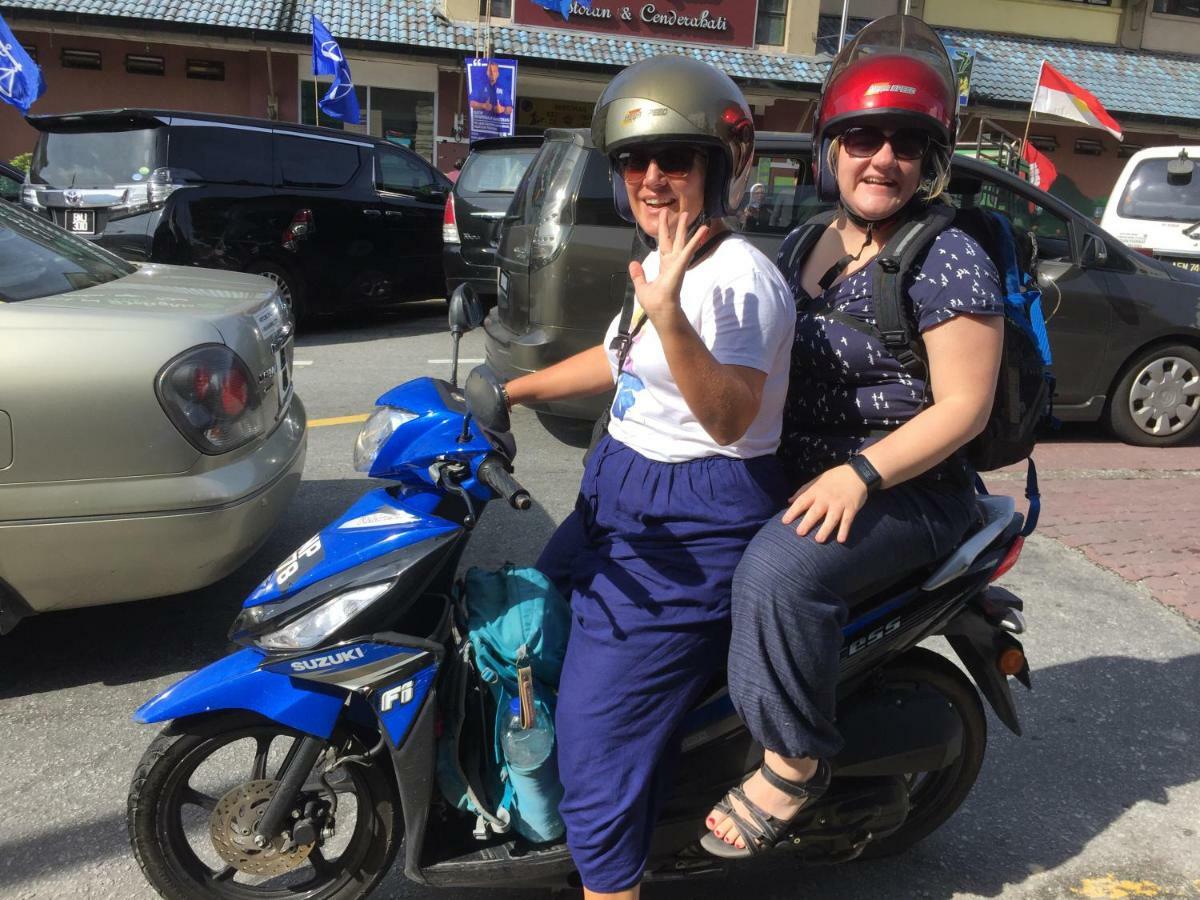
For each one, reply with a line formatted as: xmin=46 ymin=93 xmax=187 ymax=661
xmin=984 ymin=427 xmax=1200 ymax=625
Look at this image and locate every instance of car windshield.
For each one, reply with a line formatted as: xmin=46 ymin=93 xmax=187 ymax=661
xmin=458 ymin=147 xmax=540 ymax=195
xmin=0 ymin=202 xmax=135 ymax=302
xmin=1117 ymin=157 xmax=1200 ymax=223
xmin=30 ymin=127 xmax=165 ymax=188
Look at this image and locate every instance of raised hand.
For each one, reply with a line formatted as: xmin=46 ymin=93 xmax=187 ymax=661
xmin=628 ymin=209 xmax=710 ymax=326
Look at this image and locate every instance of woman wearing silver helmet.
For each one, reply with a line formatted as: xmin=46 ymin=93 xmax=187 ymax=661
xmin=503 ymin=56 xmax=795 ymax=898
xmin=703 ymin=15 xmax=1005 ymax=859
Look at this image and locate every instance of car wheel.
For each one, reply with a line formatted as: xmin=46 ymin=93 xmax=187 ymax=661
xmin=1105 ymin=343 xmax=1200 ymax=447
xmin=246 ymin=262 xmax=308 ymax=323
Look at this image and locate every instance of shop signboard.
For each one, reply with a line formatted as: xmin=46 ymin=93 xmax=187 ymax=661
xmin=516 ymin=96 xmax=594 ymax=130
xmin=513 ymin=0 xmax=757 ymax=48
xmin=467 ymin=57 xmax=518 ymax=138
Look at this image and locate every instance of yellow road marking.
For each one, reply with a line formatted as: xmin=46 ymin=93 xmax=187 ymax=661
xmin=309 ymin=413 xmax=369 ymax=428
xmin=1071 ymin=875 xmax=1164 ymax=898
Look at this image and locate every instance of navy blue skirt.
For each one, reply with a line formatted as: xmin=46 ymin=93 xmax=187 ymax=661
xmin=537 ymin=435 xmax=787 ymax=892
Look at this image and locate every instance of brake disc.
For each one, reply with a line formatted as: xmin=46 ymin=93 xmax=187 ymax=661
xmin=209 ymin=779 xmax=314 ymax=877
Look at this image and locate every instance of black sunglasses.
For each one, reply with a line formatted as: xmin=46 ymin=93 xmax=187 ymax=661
xmin=615 ymin=146 xmax=698 ymax=182
xmin=840 ymin=126 xmax=932 ymax=161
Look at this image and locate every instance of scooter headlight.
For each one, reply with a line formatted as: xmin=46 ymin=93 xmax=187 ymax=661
xmin=353 ymin=406 xmax=419 ymax=472
xmin=256 ymin=581 xmax=396 ymax=652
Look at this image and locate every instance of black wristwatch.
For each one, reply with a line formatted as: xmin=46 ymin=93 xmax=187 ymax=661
xmin=847 ymin=454 xmax=883 ymax=494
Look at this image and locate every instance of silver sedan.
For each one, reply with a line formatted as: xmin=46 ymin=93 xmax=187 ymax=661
xmin=0 ymin=201 xmax=306 ymax=631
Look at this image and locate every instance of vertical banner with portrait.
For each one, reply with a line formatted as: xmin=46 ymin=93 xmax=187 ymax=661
xmin=467 ymin=57 xmax=518 ymax=139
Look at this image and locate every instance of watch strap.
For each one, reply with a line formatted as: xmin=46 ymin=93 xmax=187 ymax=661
xmin=847 ymin=454 xmax=883 ymax=493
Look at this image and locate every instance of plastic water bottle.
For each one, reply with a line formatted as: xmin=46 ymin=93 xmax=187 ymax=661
xmin=500 ymin=697 xmax=553 ymax=769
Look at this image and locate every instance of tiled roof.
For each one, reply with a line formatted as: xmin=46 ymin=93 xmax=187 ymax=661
xmin=1 ymin=0 xmax=826 ymax=84
xmin=5 ymin=2 xmax=1197 ymax=122
xmin=818 ymin=15 xmax=1200 ymax=123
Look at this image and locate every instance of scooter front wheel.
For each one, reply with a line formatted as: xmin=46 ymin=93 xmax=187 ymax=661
xmin=127 ymin=711 xmax=400 ymax=900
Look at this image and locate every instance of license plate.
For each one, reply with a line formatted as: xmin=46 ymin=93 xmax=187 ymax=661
xmin=1162 ymin=256 xmax=1200 ymax=273
xmin=65 ymin=209 xmax=95 ymax=235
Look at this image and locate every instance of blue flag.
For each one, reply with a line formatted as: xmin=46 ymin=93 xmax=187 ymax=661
xmin=311 ymin=15 xmax=360 ymax=125
xmin=532 ymin=0 xmax=592 ymax=21
xmin=0 ymin=13 xmax=45 ymax=114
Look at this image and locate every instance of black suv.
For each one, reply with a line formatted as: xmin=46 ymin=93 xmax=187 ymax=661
xmin=486 ymin=129 xmax=1200 ymax=446
xmin=443 ymin=135 xmax=542 ymax=306
xmin=22 ymin=109 xmax=452 ymax=319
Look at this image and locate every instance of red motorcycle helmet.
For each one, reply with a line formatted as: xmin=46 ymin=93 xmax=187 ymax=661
xmin=814 ymin=14 xmax=957 ymax=202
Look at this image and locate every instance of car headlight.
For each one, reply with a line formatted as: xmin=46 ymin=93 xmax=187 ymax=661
xmin=256 ymin=581 xmax=395 ymax=652
xmin=353 ymin=406 xmax=418 ymax=472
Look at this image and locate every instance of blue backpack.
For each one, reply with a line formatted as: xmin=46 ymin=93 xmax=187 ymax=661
xmin=436 ymin=565 xmax=571 ymax=842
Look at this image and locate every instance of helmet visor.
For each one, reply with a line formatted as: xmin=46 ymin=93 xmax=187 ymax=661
xmin=827 ymin=15 xmax=955 ymax=114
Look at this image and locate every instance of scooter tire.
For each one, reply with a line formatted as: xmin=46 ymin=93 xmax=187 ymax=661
xmin=857 ymin=648 xmax=987 ymax=859
xmin=127 ymin=711 xmax=400 ymax=900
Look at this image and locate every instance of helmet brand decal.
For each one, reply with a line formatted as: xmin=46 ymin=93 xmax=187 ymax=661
xmin=649 ymin=108 xmax=668 ymax=117
xmin=290 ymin=646 xmax=366 ymax=673
xmin=866 ymin=82 xmax=917 ymax=96
xmin=622 ymin=108 xmax=642 ymax=125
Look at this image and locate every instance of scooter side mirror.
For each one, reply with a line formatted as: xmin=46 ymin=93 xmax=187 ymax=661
xmin=464 ymin=365 xmax=511 ymax=434
xmin=448 ymin=284 xmax=485 ymax=335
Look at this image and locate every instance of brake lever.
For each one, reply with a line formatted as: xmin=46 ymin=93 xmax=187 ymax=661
xmin=437 ymin=461 xmax=477 ymax=528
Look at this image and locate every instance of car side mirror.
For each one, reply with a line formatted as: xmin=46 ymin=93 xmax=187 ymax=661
xmin=1081 ymin=233 xmax=1108 ymax=267
xmin=448 ymin=284 xmax=484 ymax=335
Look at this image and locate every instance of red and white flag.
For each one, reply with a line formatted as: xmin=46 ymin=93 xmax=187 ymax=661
xmin=1030 ymin=61 xmax=1123 ymax=141
xmin=1022 ymin=140 xmax=1058 ymax=193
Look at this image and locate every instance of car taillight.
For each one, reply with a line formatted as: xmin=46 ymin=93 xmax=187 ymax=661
xmin=157 ymin=344 xmax=265 ymax=454
xmin=110 ymin=167 xmax=189 ymax=219
xmin=283 ymin=208 xmax=315 ymax=249
xmin=443 ymin=195 xmax=460 ymax=244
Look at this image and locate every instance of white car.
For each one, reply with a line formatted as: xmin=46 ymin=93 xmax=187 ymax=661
xmin=1101 ymin=145 xmax=1200 ymax=274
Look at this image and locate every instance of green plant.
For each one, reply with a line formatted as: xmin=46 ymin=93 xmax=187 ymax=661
xmin=9 ymin=152 xmax=31 ymax=173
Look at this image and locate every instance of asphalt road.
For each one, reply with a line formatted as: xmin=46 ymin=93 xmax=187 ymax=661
xmin=1 ymin=301 xmax=1197 ymax=900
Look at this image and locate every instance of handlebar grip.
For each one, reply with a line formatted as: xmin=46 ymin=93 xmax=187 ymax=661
xmin=477 ymin=456 xmax=532 ymax=510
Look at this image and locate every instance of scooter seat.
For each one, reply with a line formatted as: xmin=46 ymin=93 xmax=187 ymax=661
xmin=921 ymin=495 xmax=1016 ymax=590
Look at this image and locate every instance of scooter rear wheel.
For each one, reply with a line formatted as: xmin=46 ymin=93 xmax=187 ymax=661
xmin=127 ymin=711 xmax=400 ymax=900
xmin=858 ymin=648 xmax=987 ymax=859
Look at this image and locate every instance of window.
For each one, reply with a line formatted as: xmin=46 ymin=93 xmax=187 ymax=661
xmin=457 ymin=147 xmax=539 ymax=196
xmin=186 ymin=59 xmax=225 ymax=81
xmin=300 ymin=82 xmax=434 ymax=161
xmin=946 ymin=175 xmax=1071 ymax=260
xmin=376 ymin=146 xmax=435 ymax=193
xmin=480 ymin=0 xmax=512 ymax=16
xmin=300 ymin=80 xmax=368 ymax=131
xmin=125 ymin=54 xmax=165 ymax=76
xmin=61 ymin=48 xmax=101 ymax=70
xmin=0 ymin=203 xmax=134 ymax=302
xmin=277 ymin=135 xmax=362 ymax=188
xmin=168 ymin=126 xmax=273 ymax=185
xmin=736 ymin=150 xmax=828 ymax=237
xmin=0 ymin=172 xmax=21 ymax=202
xmin=755 ymin=0 xmax=787 ymax=46
xmin=1117 ymin=157 xmax=1200 ymax=223
xmin=1154 ymin=0 xmax=1200 ymax=16
xmin=575 ymin=152 xmax=625 ymax=228
xmin=31 ymin=128 xmax=165 ymax=189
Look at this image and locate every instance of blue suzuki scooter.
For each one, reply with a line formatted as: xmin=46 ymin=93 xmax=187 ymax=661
xmin=128 ymin=287 xmax=1033 ymax=899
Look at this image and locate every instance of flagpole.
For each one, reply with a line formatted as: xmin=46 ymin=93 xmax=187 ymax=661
xmin=1020 ymin=60 xmax=1044 ymax=158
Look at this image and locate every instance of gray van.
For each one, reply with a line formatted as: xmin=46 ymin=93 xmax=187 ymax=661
xmin=484 ymin=128 xmax=816 ymax=419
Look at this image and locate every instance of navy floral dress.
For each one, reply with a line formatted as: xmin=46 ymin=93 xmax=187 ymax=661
xmin=778 ymin=226 xmax=1004 ymax=486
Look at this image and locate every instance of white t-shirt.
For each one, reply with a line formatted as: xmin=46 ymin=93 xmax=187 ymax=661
xmin=603 ymin=235 xmax=795 ymax=463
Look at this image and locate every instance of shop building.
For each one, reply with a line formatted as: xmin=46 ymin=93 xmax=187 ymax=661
xmin=0 ymin=0 xmax=1197 ymax=215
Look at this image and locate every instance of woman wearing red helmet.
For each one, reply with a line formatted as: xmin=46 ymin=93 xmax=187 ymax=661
xmin=703 ymin=16 xmax=1005 ymax=858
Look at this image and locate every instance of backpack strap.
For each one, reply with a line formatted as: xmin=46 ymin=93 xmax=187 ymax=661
xmin=778 ymin=208 xmax=839 ymax=307
xmin=872 ymin=203 xmax=957 ymax=374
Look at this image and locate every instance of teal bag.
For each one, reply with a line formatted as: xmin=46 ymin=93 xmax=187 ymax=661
xmin=435 ymin=565 xmax=570 ymax=843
